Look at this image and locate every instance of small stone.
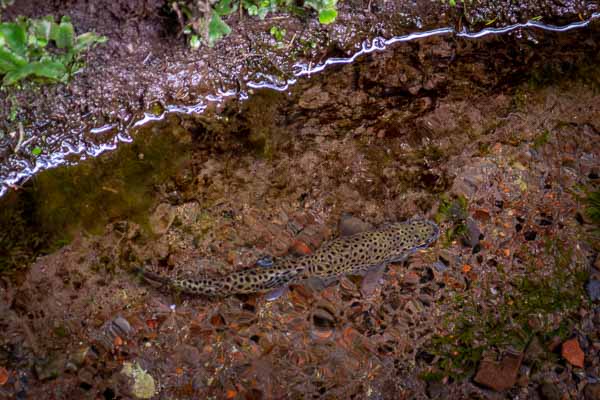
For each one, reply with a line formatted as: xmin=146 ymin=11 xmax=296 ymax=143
xmin=461 ymin=217 xmax=481 ymax=248
xmin=112 ymin=316 xmax=133 ymax=338
xmin=149 ymin=203 xmax=175 ymax=235
xmin=34 ymin=356 xmax=64 ymax=381
xmin=524 ymin=336 xmax=545 ymax=363
xmin=426 ymin=381 xmax=448 ymax=398
xmin=561 ymin=338 xmax=585 ymax=368
xmin=584 ymin=382 xmax=600 ymax=400
xmin=403 ymin=271 xmax=420 ymax=285
xmin=539 ymin=382 xmax=562 ymax=400
xmin=121 ymin=362 xmax=156 ymax=399
xmin=474 ymin=351 xmax=523 ymax=391
xmin=586 ymin=280 xmax=600 ymax=301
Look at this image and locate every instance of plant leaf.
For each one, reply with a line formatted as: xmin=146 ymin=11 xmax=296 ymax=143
xmin=0 ymin=46 xmax=27 ymax=73
xmin=2 ymin=60 xmax=66 ymax=85
xmin=208 ymin=13 xmax=231 ymax=47
xmin=74 ymin=32 xmax=107 ymax=52
xmin=214 ymin=0 xmax=237 ymax=16
xmin=0 ymin=22 xmax=27 ymax=55
xmin=32 ymin=16 xmax=55 ymax=43
xmin=56 ymin=17 xmax=75 ymax=49
xmin=318 ymin=8 xmax=337 ymax=24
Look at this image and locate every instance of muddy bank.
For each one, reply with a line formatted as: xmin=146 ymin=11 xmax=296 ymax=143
xmin=0 ymin=15 xmax=599 ymax=399
xmin=0 ymin=0 xmax=599 ymax=195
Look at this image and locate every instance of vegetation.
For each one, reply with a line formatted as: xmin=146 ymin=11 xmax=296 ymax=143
xmin=0 ymin=15 xmax=106 ymax=86
xmin=170 ymin=0 xmax=337 ymax=48
xmin=426 ymin=242 xmax=588 ymax=379
xmin=434 ymin=195 xmax=469 ymax=245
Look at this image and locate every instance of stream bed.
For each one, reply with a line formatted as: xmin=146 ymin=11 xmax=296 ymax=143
xmin=0 ymin=2 xmax=599 ymax=399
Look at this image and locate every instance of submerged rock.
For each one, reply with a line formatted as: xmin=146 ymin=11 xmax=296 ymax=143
xmin=586 ymin=280 xmax=600 ymax=301
xmin=561 ymin=338 xmax=585 ymax=368
xmin=584 ymin=382 xmax=600 ymax=400
xmin=121 ymin=362 xmax=156 ymax=399
xmin=474 ymin=351 xmax=523 ymax=391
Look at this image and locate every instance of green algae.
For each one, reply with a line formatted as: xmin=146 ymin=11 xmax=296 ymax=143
xmin=426 ymin=241 xmax=589 ymax=379
xmin=0 ymin=126 xmax=192 ymax=273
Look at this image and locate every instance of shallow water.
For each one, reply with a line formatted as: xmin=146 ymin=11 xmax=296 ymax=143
xmin=0 ymin=8 xmax=599 ymax=399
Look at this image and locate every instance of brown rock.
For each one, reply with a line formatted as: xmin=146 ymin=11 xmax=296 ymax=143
xmin=561 ymin=338 xmax=584 ymax=368
xmin=584 ymin=382 xmax=600 ymax=400
xmin=149 ymin=203 xmax=175 ymax=235
xmin=474 ymin=351 xmax=523 ymax=391
xmin=539 ymin=382 xmax=562 ymax=400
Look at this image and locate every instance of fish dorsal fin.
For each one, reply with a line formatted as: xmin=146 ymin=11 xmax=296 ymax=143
xmin=338 ymin=214 xmax=373 ymax=237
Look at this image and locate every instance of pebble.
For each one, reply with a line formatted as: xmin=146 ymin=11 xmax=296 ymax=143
xmin=121 ymin=362 xmax=156 ymax=399
xmin=539 ymin=382 xmax=562 ymax=400
xmin=461 ymin=217 xmax=481 ymax=248
xmin=562 ymin=338 xmax=585 ymax=368
xmin=474 ymin=351 xmax=523 ymax=391
xmin=586 ymin=280 xmax=600 ymax=301
xmin=584 ymin=382 xmax=600 ymax=400
xmin=148 ymin=203 xmax=175 ymax=235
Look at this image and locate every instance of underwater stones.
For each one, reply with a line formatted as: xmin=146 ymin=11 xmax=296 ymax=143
xmin=298 ymin=86 xmax=330 ymax=110
xmin=474 ymin=351 xmax=523 ymax=391
xmin=539 ymin=382 xmax=562 ymax=400
xmin=584 ymin=382 xmax=600 ymax=400
xmin=148 ymin=203 xmax=175 ymax=236
xmin=561 ymin=338 xmax=585 ymax=368
xmin=586 ymin=280 xmax=600 ymax=301
xmin=461 ymin=217 xmax=481 ymax=248
xmin=121 ymin=362 xmax=155 ymax=399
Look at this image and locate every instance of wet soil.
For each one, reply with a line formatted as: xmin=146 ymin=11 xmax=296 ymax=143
xmin=0 ymin=15 xmax=599 ymax=399
xmin=0 ymin=0 xmax=599 ymax=194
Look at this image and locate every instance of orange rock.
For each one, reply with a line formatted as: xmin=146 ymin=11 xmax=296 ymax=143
xmin=226 ymin=389 xmax=237 ymax=399
xmin=462 ymin=264 xmax=472 ymax=273
xmin=291 ymin=240 xmax=312 ymax=255
xmin=562 ymin=338 xmax=584 ymax=368
xmin=0 ymin=367 xmax=8 ymax=385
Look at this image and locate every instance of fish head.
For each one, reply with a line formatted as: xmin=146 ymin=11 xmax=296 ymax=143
xmin=386 ymin=219 xmax=440 ymax=260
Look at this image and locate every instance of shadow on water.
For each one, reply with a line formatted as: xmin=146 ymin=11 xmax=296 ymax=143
xmin=0 ymin=121 xmax=193 ymax=272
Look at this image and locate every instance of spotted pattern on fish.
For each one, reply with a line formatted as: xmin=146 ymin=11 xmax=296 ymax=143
xmin=138 ymin=219 xmax=439 ymax=296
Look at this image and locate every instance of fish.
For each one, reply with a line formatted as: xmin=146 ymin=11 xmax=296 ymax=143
xmin=136 ymin=219 xmax=439 ymax=297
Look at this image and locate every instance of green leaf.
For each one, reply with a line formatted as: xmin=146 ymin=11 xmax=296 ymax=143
xmin=189 ymin=34 xmax=200 ymax=49
xmin=0 ymin=46 xmax=27 ymax=73
xmin=318 ymin=8 xmax=337 ymax=24
xmin=2 ymin=60 xmax=66 ymax=85
xmin=32 ymin=16 xmax=55 ymax=43
xmin=32 ymin=146 xmax=42 ymax=156
xmin=246 ymin=4 xmax=258 ymax=15
xmin=73 ymin=32 xmax=107 ymax=52
xmin=207 ymin=13 xmax=231 ymax=47
xmin=56 ymin=17 xmax=75 ymax=49
xmin=214 ymin=0 xmax=237 ymax=16
xmin=0 ymin=22 xmax=27 ymax=55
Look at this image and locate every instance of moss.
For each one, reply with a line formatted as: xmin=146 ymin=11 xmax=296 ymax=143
xmin=434 ymin=195 xmax=468 ymax=246
xmin=532 ymin=129 xmax=551 ymax=149
xmin=0 ymin=127 xmax=192 ymax=274
xmin=426 ymin=241 xmax=588 ymax=379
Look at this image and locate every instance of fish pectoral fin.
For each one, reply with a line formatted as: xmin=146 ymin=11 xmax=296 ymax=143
xmin=264 ymin=286 xmax=289 ymax=301
xmin=302 ymin=276 xmax=339 ymax=292
xmin=360 ymin=263 xmax=387 ymax=297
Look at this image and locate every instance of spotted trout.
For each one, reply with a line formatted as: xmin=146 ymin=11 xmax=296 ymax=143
xmin=137 ymin=219 xmax=439 ymax=296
